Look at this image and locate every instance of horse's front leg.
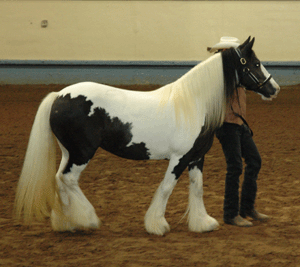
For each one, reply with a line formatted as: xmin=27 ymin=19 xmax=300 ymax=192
xmin=188 ymin=158 xmax=219 ymax=232
xmin=144 ymin=155 xmax=182 ymax=235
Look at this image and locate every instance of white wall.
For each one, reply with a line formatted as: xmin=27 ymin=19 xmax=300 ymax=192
xmin=0 ymin=1 xmax=299 ymax=62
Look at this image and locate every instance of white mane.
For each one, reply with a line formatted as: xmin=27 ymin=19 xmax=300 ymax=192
xmin=159 ymin=53 xmax=226 ymax=133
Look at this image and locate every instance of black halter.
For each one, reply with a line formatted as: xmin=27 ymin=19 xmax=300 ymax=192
xmin=235 ymin=48 xmax=272 ymax=91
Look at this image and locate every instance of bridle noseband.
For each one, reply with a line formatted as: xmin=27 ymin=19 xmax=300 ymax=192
xmin=235 ymin=48 xmax=272 ymax=91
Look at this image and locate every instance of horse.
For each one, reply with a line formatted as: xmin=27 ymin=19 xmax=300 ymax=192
xmin=14 ymin=37 xmax=280 ymax=235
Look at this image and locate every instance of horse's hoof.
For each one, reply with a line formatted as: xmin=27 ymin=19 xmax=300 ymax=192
xmin=145 ymin=217 xmax=170 ymax=236
xmin=189 ymin=215 xmax=219 ymax=233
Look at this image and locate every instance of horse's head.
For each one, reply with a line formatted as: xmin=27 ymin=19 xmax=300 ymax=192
xmin=234 ymin=37 xmax=280 ymax=100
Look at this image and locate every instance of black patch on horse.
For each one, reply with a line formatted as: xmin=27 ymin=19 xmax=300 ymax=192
xmin=171 ymin=122 xmax=215 ymax=179
xmin=50 ymin=94 xmax=150 ymax=173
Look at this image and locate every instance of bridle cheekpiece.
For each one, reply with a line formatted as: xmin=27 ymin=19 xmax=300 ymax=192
xmin=234 ymin=48 xmax=272 ymax=91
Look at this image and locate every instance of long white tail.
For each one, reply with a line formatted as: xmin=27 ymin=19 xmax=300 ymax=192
xmin=14 ymin=92 xmax=58 ymax=224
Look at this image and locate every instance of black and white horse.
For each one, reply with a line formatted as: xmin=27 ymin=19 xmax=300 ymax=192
xmin=15 ymin=37 xmax=279 ymax=235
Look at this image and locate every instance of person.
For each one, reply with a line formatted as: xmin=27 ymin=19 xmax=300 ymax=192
xmin=208 ymin=37 xmax=270 ymax=227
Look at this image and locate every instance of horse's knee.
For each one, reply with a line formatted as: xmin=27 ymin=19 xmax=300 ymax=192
xmin=189 ymin=169 xmax=203 ymax=196
xmin=159 ymin=167 xmax=178 ymax=193
xmin=189 ymin=167 xmax=202 ymax=182
xmin=160 ymin=179 xmax=177 ymax=197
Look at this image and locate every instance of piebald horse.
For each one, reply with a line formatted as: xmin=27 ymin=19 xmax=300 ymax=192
xmin=15 ymin=37 xmax=279 ymax=235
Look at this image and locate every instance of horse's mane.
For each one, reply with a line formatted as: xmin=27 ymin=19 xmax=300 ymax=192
xmin=158 ymin=49 xmax=239 ymax=134
xmin=221 ymin=48 xmax=240 ymax=106
xmin=158 ymin=53 xmax=228 ymax=133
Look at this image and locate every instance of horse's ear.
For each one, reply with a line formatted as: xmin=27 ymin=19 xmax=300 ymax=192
xmin=240 ymin=37 xmax=255 ymax=57
xmin=239 ymin=36 xmax=251 ymax=49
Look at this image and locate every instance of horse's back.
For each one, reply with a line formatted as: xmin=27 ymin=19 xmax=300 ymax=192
xmin=58 ymin=82 xmax=163 ymax=116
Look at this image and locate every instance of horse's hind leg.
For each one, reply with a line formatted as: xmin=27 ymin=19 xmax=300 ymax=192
xmin=188 ymin=158 xmax=219 ymax=232
xmin=51 ymin=142 xmax=100 ymax=232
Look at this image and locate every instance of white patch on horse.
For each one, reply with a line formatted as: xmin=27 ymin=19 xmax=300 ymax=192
xmin=260 ymin=65 xmax=280 ymax=100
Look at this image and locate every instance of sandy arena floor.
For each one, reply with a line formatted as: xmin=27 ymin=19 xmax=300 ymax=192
xmin=0 ymin=84 xmax=299 ymax=266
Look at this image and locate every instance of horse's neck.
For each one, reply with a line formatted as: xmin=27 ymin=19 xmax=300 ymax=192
xmin=162 ymin=54 xmax=226 ymax=133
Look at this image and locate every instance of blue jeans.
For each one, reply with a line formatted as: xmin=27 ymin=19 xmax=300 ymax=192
xmin=216 ymin=123 xmax=261 ymax=220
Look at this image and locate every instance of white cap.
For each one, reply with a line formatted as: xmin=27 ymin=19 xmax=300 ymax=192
xmin=208 ymin=36 xmax=240 ymax=53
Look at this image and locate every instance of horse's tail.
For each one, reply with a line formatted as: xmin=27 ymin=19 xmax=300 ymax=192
xmin=14 ymin=92 xmax=59 ymax=224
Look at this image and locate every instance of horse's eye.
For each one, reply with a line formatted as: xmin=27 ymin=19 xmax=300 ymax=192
xmin=255 ymin=63 xmax=260 ymax=68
